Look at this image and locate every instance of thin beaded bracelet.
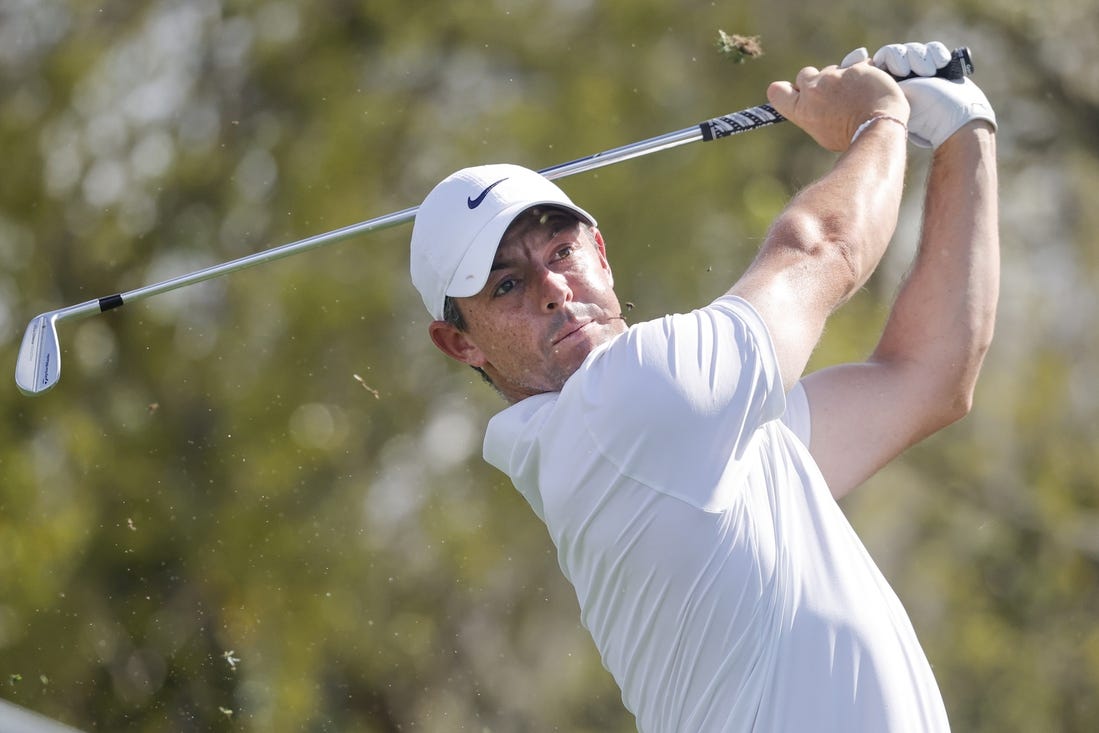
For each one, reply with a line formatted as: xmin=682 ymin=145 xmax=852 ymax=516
xmin=850 ymin=114 xmax=908 ymax=144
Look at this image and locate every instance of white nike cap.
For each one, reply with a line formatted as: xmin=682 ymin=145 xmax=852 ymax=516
xmin=410 ymin=163 xmax=596 ymax=320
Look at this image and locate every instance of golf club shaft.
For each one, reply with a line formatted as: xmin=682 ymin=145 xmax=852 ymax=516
xmin=53 ymin=111 xmax=759 ymax=327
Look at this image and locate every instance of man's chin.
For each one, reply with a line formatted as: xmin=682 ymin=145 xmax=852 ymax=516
xmin=549 ymin=329 xmax=615 ymax=380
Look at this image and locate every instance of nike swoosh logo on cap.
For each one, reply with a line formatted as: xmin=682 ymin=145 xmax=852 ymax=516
xmin=467 ymin=178 xmax=508 ymax=209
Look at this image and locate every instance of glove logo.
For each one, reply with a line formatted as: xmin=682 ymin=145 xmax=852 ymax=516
xmin=468 ymin=178 xmax=507 ymax=209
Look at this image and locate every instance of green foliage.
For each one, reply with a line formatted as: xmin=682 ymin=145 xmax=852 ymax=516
xmin=1 ymin=0 xmax=1098 ymax=731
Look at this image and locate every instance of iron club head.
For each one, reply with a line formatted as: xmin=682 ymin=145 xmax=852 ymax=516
xmin=15 ymin=313 xmax=62 ymax=395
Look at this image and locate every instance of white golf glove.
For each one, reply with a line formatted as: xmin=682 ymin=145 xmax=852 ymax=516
xmin=839 ymin=42 xmax=996 ymax=149
xmin=873 ymin=41 xmax=996 ymax=149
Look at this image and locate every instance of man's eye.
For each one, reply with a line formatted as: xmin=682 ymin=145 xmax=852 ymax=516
xmin=493 ymin=278 xmax=515 ymax=297
xmin=553 ymin=245 xmax=574 ymax=261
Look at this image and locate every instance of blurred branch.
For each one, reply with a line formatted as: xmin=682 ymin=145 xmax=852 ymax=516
xmin=980 ymin=13 xmax=1099 ymax=148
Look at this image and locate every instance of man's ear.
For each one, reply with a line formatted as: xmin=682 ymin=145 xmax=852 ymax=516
xmin=428 ymin=321 xmax=487 ymax=368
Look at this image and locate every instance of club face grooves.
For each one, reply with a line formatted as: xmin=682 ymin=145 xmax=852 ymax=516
xmin=15 ymin=314 xmax=61 ymax=395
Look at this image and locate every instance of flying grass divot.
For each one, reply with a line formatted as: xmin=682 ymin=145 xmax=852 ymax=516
xmin=716 ymin=31 xmax=764 ymax=63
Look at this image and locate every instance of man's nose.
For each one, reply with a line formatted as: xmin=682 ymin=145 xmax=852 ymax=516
xmin=538 ymin=269 xmax=573 ymax=312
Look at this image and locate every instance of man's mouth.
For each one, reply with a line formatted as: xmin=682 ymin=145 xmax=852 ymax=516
xmin=552 ymin=320 xmax=591 ymax=346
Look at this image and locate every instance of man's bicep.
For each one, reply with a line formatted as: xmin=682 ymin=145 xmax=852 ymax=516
xmin=800 ymin=360 xmax=931 ymax=499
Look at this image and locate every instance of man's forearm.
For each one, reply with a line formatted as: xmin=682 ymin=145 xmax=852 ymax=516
xmin=772 ymin=118 xmax=909 ymax=304
xmin=730 ymin=115 xmax=909 ymax=390
xmin=874 ymin=121 xmax=1000 ymax=421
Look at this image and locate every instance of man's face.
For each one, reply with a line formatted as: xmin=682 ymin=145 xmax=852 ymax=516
xmin=429 ymin=216 xmax=627 ymax=402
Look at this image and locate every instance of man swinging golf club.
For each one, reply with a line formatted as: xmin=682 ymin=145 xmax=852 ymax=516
xmin=411 ymin=41 xmax=998 ymax=731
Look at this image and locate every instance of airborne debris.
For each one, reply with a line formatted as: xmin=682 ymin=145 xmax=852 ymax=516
xmin=716 ymin=31 xmax=764 ymax=63
xmin=353 ymin=373 xmax=381 ymax=399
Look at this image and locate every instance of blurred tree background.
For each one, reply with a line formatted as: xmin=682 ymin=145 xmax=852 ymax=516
xmin=1 ymin=0 xmax=1097 ymax=730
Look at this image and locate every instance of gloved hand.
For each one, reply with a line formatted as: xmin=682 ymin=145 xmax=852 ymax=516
xmin=872 ymin=41 xmax=997 ymax=149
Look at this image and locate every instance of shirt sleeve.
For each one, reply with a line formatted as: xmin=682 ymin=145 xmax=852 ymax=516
xmin=574 ymin=295 xmax=787 ymax=511
xmin=780 ymin=380 xmax=812 ymax=447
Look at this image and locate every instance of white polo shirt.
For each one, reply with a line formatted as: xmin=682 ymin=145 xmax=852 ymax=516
xmin=483 ymin=295 xmax=949 ymax=732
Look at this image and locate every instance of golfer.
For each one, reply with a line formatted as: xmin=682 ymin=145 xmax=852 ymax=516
xmin=410 ymin=41 xmax=998 ymax=732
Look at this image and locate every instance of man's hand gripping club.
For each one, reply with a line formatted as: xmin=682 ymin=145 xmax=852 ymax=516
xmin=764 ymin=53 xmax=911 ymax=152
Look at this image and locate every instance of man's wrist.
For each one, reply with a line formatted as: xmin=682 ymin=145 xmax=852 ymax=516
xmin=934 ymin=120 xmax=997 ymax=158
xmin=850 ymin=113 xmax=909 ymax=144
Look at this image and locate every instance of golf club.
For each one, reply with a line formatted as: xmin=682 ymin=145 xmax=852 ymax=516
xmin=15 ymin=48 xmax=973 ymax=396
